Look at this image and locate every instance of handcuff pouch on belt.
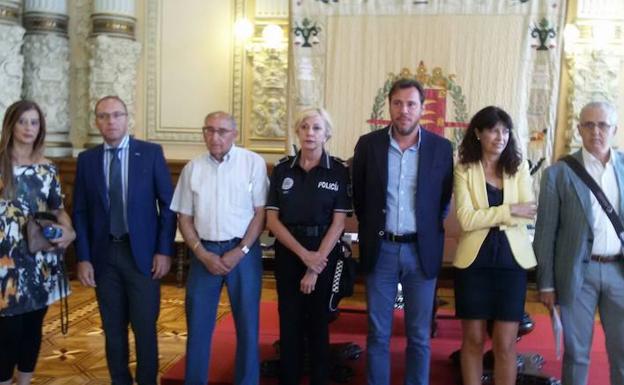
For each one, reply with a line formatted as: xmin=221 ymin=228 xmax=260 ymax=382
xmin=329 ymin=239 xmax=357 ymax=312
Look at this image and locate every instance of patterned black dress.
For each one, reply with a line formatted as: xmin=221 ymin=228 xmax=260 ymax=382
xmin=0 ymin=164 xmax=67 ymax=317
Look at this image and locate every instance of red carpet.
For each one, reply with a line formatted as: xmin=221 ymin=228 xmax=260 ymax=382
xmin=161 ymin=302 xmax=609 ymax=385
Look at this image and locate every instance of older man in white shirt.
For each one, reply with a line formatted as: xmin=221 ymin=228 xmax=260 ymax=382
xmin=171 ymin=111 xmax=267 ymax=385
xmin=534 ymin=101 xmax=624 ymax=385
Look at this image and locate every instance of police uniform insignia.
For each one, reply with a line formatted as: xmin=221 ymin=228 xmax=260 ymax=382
xmin=318 ymin=181 xmax=339 ymax=191
xmin=331 ymin=156 xmax=350 ymax=168
xmin=275 ymin=156 xmax=289 ymax=166
xmin=282 ymin=177 xmax=294 ymax=190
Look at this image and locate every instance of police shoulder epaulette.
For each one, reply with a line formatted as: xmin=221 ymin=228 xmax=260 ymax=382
xmin=331 ymin=156 xmax=350 ymax=167
xmin=274 ymin=156 xmax=290 ymax=166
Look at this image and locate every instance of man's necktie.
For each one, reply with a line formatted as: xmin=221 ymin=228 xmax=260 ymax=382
xmin=109 ymin=148 xmax=127 ymax=236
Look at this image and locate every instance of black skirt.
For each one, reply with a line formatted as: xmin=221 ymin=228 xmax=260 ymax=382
xmin=454 ymin=183 xmax=527 ymax=322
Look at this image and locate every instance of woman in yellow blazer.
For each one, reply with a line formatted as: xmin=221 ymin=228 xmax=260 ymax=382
xmin=453 ymin=106 xmax=537 ymax=385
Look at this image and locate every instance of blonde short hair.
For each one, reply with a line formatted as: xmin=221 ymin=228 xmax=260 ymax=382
xmin=293 ymin=108 xmax=333 ymax=140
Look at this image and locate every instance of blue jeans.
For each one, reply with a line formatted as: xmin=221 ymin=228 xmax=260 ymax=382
xmin=184 ymin=239 xmax=262 ymax=385
xmin=366 ymin=240 xmax=436 ymax=385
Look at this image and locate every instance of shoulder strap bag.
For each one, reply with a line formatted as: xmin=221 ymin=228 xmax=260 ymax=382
xmin=561 ymin=155 xmax=624 ymax=245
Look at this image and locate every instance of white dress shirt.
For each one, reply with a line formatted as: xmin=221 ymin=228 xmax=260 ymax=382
xmin=170 ymin=145 xmax=268 ymax=241
xmin=582 ymin=147 xmax=621 ymax=256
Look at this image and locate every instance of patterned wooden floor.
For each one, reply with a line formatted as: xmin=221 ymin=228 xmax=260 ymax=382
xmin=33 ymin=278 xmax=238 ymax=385
xmin=27 ymin=276 xmax=544 ymax=384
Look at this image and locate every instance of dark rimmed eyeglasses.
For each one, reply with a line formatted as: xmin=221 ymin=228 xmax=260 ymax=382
xmin=579 ymin=121 xmax=612 ymax=131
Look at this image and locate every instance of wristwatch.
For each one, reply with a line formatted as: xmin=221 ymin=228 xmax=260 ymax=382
xmin=240 ymin=244 xmax=250 ymax=255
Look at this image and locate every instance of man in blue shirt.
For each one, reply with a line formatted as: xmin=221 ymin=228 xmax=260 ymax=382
xmin=352 ymin=78 xmax=453 ymax=385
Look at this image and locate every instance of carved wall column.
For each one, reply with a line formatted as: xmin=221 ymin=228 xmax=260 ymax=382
xmin=248 ymin=45 xmax=288 ymax=139
xmin=0 ymin=0 xmax=24 ymax=125
xmin=565 ymin=50 xmax=622 ymax=150
xmin=22 ymin=0 xmax=71 ymax=156
xmin=243 ymin=0 xmax=289 ymax=155
xmin=86 ymin=0 xmax=140 ymax=146
xmin=564 ymin=1 xmax=624 ymax=151
xmin=67 ymin=0 xmax=91 ymax=154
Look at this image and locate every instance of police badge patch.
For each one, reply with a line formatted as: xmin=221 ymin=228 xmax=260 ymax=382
xmin=282 ymin=177 xmax=294 ymax=191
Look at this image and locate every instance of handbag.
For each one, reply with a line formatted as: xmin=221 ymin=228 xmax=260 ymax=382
xmin=329 ymin=240 xmax=357 ymax=312
xmin=25 ymin=211 xmax=58 ymax=254
xmin=24 ymin=211 xmax=70 ymax=334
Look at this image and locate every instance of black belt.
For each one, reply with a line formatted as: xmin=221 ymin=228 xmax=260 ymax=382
xmin=381 ymin=231 xmax=417 ymax=243
xmin=287 ymin=225 xmax=329 ymax=237
xmin=590 ymin=253 xmax=622 ymax=263
xmin=109 ymin=234 xmax=130 ymax=243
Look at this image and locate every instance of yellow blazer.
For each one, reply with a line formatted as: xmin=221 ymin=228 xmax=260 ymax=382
xmin=453 ymin=160 xmax=537 ymax=269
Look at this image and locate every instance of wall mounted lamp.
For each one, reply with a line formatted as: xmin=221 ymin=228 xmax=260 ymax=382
xmin=234 ymin=17 xmax=285 ymax=50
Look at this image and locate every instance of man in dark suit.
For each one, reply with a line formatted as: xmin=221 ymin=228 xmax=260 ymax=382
xmin=73 ymin=96 xmax=176 ymax=385
xmin=352 ymin=78 xmax=453 ymax=385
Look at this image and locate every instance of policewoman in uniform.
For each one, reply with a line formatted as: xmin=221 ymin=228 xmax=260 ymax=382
xmin=266 ymin=108 xmax=352 ymax=385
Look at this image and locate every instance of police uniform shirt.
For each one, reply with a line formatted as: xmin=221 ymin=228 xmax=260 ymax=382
xmin=266 ymin=151 xmax=352 ymax=226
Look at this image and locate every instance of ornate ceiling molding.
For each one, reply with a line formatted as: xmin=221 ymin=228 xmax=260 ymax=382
xmin=23 ymin=12 xmax=68 ymax=35
xmin=90 ymin=0 xmax=136 ymax=39
xmin=0 ymin=0 xmax=20 ymax=25
xmin=91 ymin=14 xmax=135 ymax=39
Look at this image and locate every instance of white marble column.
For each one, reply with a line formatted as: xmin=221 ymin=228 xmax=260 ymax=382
xmin=68 ymin=0 xmax=92 ymax=155
xmin=86 ymin=0 xmax=140 ymax=146
xmin=22 ymin=0 xmax=71 ymax=156
xmin=0 ymin=0 xmax=24 ymax=125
